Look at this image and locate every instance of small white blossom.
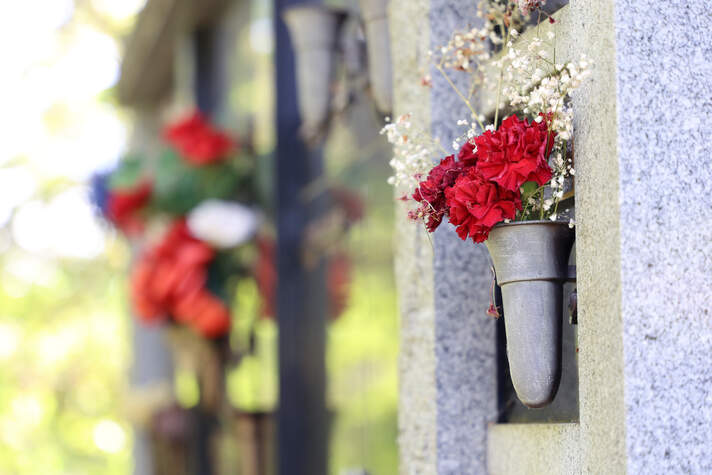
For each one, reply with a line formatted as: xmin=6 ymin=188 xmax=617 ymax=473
xmin=187 ymin=200 xmax=259 ymax=249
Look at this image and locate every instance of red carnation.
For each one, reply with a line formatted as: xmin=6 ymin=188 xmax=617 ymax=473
xmin=107 ymin=180 xmax=152 ymax=235
xmin=412 ymin=154 xmax=472 ymax=232
xmin=445 ymin=167 xmax=522 ymax=243
xmin=163 ymin=112 xmax=235 ymax=165
xmin=475 ymin=115 xmax=554 ymax=192
xmin=457 ymin=139 xmax=478 ymax=166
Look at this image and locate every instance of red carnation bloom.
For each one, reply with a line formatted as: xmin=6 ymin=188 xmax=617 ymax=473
xmin=475 ymin=115 xmax=555 ymax=192
xmin=107 ymin=180 xmax=152 ymax=235
xmin=163 ymin=112 xmax=235 ymax=165
xmin=445 ymin=167 xmax=522 ymax=243
xmin=412 ymin=154 xmax=472 ymax=232
xmin=457 ymin=139 xmax=478 ymax=166
xmin=131 ymin=220 xmax=231 ymax=338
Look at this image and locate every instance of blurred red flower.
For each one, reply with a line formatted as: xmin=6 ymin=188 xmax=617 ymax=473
xmin=329 ymin=187 xmax=365 ymax=224
xmin=254 ymin=236 xmax=351 ymax=321
xmin=107 ymin=180 xmax=152 ymax=235
xmin=254 ymin=237 xmax=277 ymax=318
xmin=326 ymin=253 xmax=350 ymax=320
xmin=131 ymin=220 xmax=231 ymax=338
xmin=163 ymin=112 xmax=235 ymax=165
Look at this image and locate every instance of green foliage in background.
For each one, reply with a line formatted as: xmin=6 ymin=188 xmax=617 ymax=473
xmin=150 ymin=149 xmax=257 ymax=216
xmin=0 ymin=238 xmax=132 ymax=475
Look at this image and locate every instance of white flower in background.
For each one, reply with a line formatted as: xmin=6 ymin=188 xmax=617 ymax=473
xmin=187 ymin=200 xmax=258 ymax=249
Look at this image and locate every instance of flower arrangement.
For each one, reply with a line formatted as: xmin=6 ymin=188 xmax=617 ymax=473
xmin=95 ymin=112 xmax=360 ymax=338
xmin=96 ymin=112 xmax=259 ymax=339
xmin=383 ymin=0 xmax=591 ymax=243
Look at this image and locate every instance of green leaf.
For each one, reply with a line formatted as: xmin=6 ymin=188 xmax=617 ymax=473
xmin=107 ymin=156 xmax=146 ymax=190
xmin=150 ymin=149 xmax=256 ymax=215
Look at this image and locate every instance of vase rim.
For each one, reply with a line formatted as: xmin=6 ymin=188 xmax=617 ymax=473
xmin=493 ymin=220 xmax=574 ymax=229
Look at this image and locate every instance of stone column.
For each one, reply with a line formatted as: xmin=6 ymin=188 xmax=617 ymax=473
xmin=127 ymin=111 xmax=175 ymax=475
xmin=574 ymin=0 xmax=712 ymax=473
xmin=429 ymin=3 xmax=498 ymax=474
xmin=392 ymin=1 xmax=498 ymax=474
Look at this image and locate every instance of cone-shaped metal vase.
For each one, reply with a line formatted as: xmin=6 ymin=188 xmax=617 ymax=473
xmin=358 ymin=0 xmax=393 ymax=114
xmin=282 ymin=5 xmax=347 ymax=143
xmin=486 ymin=221 xmax=575 ymax=408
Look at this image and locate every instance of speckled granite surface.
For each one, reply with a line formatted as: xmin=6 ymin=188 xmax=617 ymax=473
xmin=391 ymin=1 xmax=438 ymax=474
xmin=613 ymin=2 xmax=712 ymax=473
xmin=429 ymin=3 xmax=498 ymax=474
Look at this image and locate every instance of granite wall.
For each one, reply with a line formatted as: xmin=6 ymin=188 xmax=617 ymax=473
xmin=391 ymin=1 xmax=438 ymax=473
xmin=392 ymin=0 xmax=498 ymax=473
xmin=393 ymin=0 xmax=712 ymax=473
xmin=429 ymin=2 xmax=498 ymax=475
xmin=613 ymin=1 xmax=712 ymax=472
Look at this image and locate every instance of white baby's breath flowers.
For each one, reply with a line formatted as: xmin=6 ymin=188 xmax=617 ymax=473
xmin=381 ymin=114 xmax=437 ymax=190
xmin=518 ymin=0 xmax=546 ymax=15
xmin=383 ymin=0 xmax=591 ymax=223
xmin=187 ymin=200 xmax=259 ymax=249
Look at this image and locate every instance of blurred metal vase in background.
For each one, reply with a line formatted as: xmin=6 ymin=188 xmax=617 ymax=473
xmin=486 ymin=221 xmax=575 ymax=408
xmin=282 ymin=5 xmax=347 ymax=145
xmin=358 ymin=0 xmax=393 ymax=115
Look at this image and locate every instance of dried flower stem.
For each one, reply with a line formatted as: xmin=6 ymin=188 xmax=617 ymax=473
xmin=434 ymin=63 xmax=486 ymax=132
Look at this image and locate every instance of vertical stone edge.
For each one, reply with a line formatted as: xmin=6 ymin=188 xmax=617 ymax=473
xmin=613 ymin=1 xmax=712 ymax=473
xmin=391 ymin=1 xmax=438 ymax=474
xmin=568 ymin=0 xmax=628 ymax=473
xmin=127 ymin=110 xmax=176 ymax=475
xmin=429 ymin=2 xmax=498 ymax=474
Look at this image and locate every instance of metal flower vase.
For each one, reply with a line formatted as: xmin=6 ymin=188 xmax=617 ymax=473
xmin=282 ymin=5 xmax=347 ymax=143
xmin=358 ymin=0 xmax=393 ymax=114
xmin=486 ymin=221 xmax=575 ymax=408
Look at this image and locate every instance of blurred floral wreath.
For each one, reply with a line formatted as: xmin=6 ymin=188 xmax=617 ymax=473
xmin=93 ymin=112 xmax=259 ymax=338
xmin=92 ymin=111 xmax=362 ymax=339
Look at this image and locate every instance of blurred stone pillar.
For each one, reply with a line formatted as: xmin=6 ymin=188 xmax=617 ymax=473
xmin=130 ymin=324 xmax=175 ymax=475
xmin=126 ymin=111 xmax=175 ymax=475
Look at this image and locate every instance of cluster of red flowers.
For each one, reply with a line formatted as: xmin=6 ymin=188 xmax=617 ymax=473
xmin=131 ymin=220 xmax=231 ymax=338
xmin=163 ymin=112 xmax=235 ymax=165
xmin=412 ymin=115 xmax=554 ymax=242
xmin=254 ymin=237 xmax=350 ymax=321
xmin=107 ymin=180 xmax=152 ymax=235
